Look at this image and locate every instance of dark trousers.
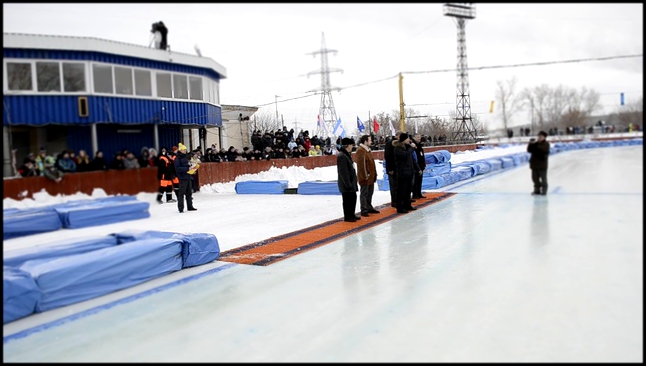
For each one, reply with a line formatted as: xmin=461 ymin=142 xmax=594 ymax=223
xmin=531 ymin=169 xmax=548 ymax=194
xmin=341 ymin=191 xmax=357 ymax=220
xmin=388 ymin=172 xmax=397 ymax=206
xmin=359 ymin=184 xmax=375 ymax=214
xmin=412 ymin=172 xmax=424 ymax=197
xmin=176 ymin=178 xmax=194 ymax=212
xmin=396 ymin=174 xmax=413 ymax=210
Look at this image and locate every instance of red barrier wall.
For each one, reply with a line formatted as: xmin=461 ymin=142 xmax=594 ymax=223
xmin=3 ymin=144 xmax=476 ymax=200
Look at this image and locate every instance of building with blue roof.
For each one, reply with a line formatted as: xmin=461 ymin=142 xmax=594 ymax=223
xmin=2 ymin=32 xmax=228 ymax=176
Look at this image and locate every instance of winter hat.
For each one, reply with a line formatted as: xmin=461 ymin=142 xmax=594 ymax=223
xmin=399 ymin=133 xmax=409 ymax=142
xmin=341 ymin=137 xmax=355 ymax=146
xmin=178 ymin=143 xmax=188 ymax=151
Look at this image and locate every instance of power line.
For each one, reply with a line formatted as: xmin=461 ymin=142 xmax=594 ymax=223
xmin=232 ymin=54 xmax=643 ymax=113
xmin=401 ymin=54 xmax=643 ymax=74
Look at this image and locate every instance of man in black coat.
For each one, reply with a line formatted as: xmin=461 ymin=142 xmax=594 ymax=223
xmin=174 ymin=143 xmax=197 ymax=213
xmin=393 ymin=133 xmax=419 ymax=213
xmin=527 ymin=130 xmax=550 ymax=195
xmin=383 ymin=131 xmax=402 ymax=207
xmin=411 ymin=133 xmax=426 ymax=199
xmin=337 ymin=137 xmax=361 ymax=222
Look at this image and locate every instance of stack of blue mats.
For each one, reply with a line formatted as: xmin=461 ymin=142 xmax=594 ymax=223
xmin=3 ymin=229 xmax=221 ymax=322
xmin=54 ymin=199 xmax=150 ymax=229
xmin=297 ymin=181 xmax=340 ymax=195
xmin=3 ymin=207 xmax=62 ymax=240
xmin=424 ymin=150 xmax=452 ymax=165
xmin=234 ymin=180 xmax=289 ymax=194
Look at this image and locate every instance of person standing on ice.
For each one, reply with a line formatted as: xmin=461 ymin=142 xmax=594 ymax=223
xmin=173 ymin=143 xmax=197 ymax=213
xmin=337 ymin=137 xmax=361 ymax=223
xmin=527 ymin=130 xmax=550 ymax=195
xmin=355 ymin=134 xmax=380 ymax=217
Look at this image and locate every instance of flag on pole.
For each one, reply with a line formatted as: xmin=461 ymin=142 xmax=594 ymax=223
xmin=317 ymin=114 xmax=322 ymax=128
xmin=620 ymin=92 xmax=625 ymax=106
xmin=388 ymin=120 xmax=396 ymax=136
xmin=373 ymin=117 xmax=380 ymax=133
xmin=356 ymin=116 xmax=365 ymax=133
xmin=333 ymin=117 xmax=346 ymax=138
xmin=489 ymin=101 xmax=495 ymax=113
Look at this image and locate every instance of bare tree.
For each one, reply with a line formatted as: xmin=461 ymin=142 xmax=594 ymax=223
xmin=495 ymin=76 xmax=524 ymax=131
xmin=613 ymin=95 xmax=643 ymax=129
xmin=251 ymin=108 xmax=283 ymax=134
xmin=561 ymin=87 xmax=601 ymax=128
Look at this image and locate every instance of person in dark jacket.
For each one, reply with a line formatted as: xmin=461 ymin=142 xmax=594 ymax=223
xmin=18 ymin=159 xmax=39 ymax=177
xmin=383 ymin=131 xmax=402 ymax=207
xmin=527 ymin=130 xmax=550 ymax=195
xmin=109 ymin=152 xmax=126 ymax=170
xmin=337 ymin=137 xmax=361 ymax=223
xmin=411 ymin=133 xmax=427 ymax=199
xmin=173 ymin=143 xmax=197 ymax=213
xmin=393 ymin=133 xmax=418 ymax=213
xmin=89 ymin=150 xmax=108 ymax=171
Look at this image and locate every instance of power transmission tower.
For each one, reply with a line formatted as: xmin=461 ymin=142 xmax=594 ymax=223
xmin=307 ymin=32 xmax=343 ymax=138
xmin=444 ymin=3 xmax=478 ymax=144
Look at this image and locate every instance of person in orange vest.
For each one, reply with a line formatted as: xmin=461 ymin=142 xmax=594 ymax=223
xmin=155 ymin=147 xmax=177 ymax=203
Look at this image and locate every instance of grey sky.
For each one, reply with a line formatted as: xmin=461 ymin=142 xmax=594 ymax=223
xmin=3 ymin=3 xmax=643 ymax=133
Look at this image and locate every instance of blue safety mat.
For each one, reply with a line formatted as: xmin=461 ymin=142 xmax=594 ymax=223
xmin=55 ymin=200 xmax=150 ymax=229
xmin=20 ymin=237 xmax=183 ymax=313
xmin=3 ymin=208 xmax=62 ymax=240
xmin=112 ymin=230 xmax=220 ymax=268
xmin=3 ymin=230 xmax=220 ymax=323
xmin=3 ymin=235 xmax=119 ymax=268
xmin=3 ymin=266 xmax=41 ymax=324
xmin=425 ymin=162 xmax=452 ymax=177
xmin=297 ymin=181 xmax=341 ymax=195
xmin=234 ymin=180 xmax=289 ymax=194
xmin=3 ymin=196 xmax=149 ymax=239
xmin=424 ymin=150 xmax=452 ymax=165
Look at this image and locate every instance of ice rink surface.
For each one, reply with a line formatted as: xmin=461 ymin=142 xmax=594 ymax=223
xmin=3 ymin=145 xmax=643 ymax=362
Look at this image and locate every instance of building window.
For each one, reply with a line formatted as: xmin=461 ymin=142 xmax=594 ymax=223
xmin=189 ymin=76 xmax=203 ymax=100
xmin=173 ymin=74 xmax=188 ymax=99
xmin=6 ymin=62 xmax=32 ymax=91
xmin=134 ymin=69 xmax=152 ymax=96
xmin=202 ymin=80 xmax=209 ymax=103
xmin=36 ymin=61 xmax=61 ymax=92
xmin=62 ymin=63 xmax=86 ymax=92
xmin=206 ymin=79 xmax=214 ymax=104
xmin=114 ymin=66 xmax=133 ymax=95
xmin=213 ymin=81 xmax=220 ymax=104
xmin=156 ymin=72 xmax=172 ymax=98
xmin=93 ymin=64 xmax=114 ymax=94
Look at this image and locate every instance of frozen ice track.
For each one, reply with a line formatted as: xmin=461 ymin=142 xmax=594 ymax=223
xmin=3 ymin=145 xmax=642 ymax=362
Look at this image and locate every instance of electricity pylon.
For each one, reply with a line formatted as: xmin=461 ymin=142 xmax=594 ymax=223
xmin=444 ymin=3 xmax=479 ymax=143
xmin=307 ymin=32 xmax=343 ymax=138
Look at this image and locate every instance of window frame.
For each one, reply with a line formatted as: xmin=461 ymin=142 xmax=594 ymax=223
xmin=3 ymin=58 xmax=220 ymax=106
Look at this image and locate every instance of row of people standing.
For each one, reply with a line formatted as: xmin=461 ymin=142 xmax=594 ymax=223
xmin=384 ymin=131 xmax=426 ymax=214
xmin=336 ymin=134 xmax=381 ymax=223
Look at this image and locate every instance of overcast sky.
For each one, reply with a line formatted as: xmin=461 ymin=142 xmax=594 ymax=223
xmin=3 ymin=3 xmax=643 ymax=134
